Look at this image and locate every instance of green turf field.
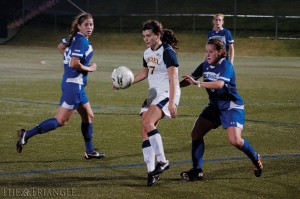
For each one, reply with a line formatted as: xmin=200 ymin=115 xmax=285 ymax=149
xmin=0 ymin=43 xmax=299 ymax=198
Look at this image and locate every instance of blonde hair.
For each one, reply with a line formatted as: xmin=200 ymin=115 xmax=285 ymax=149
xmin=212 ymin=13 xmax=224 ymax=26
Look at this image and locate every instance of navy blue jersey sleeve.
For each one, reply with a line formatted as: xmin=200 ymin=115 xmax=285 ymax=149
xmin=143 ymin=57 xmax=147 ymax=68
xmin=163 ymin=47 xmax=179 ymax=68
xmin=226 ymin=29 xmax=234 ymax=44
xmin=217 ymin=59 xmax=234 ymax=83
xmin=191 ymin=62 xmax=204 ymax=80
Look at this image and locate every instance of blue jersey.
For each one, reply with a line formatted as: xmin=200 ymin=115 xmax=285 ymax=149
xmin=208 ymin=28 xmax=234 ymax=56
xmin=62 ymin=32 xmax=93 ymax=86
xmin=191 ymin=58 xmax=243 ymax=110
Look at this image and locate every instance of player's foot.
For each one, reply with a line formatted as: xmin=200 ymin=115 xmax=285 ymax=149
xmin=253 ymin=154 xmax=263 ymax=177
xmin=150 ymin=160 xmax=170 ymax=176
xmin=16 ymin=129 xmax=27 ymax=153
xmin=147 ymin=173 xmax=160 ymax=187
xmin=84 ymin=149 xmax=105 ymax=159
xmin=180 ymin=168 xmax=204 ymax=181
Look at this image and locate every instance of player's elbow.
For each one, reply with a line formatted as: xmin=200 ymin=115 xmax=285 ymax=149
xmin=57 ymin=43 xmax=66 ymax=54
xmin=69 ymin=59 xmax=80 ymax=69
xmin=215 ymin=81 xmax=225 ymax=89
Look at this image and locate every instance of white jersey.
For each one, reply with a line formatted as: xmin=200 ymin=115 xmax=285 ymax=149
xmin=141 ymin=42 xmax=180 ymax=118
xmin=143 ymin=42 xmax=180 ymax=98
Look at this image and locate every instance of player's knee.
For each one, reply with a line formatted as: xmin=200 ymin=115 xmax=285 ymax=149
xmin=228 ymin=138 xmax=243 ymax=148
xmin=83 ymin=113 xmax=94 ymax=123
xmin=142 ymin=120 xmax=154 ymax=132
xmin=88 ymin=112 xmax=94 ymax=122
xmin=57 ymin=119 xmax=68 ymax=126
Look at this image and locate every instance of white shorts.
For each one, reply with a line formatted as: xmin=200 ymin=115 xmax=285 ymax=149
xmin=140 ymin=88 xmax=180 ymax=118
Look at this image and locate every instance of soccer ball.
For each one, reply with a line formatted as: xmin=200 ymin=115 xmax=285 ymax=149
xmin=111 ymin=66 xmax=134 ymax=89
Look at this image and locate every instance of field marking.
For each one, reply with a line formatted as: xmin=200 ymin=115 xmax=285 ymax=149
xmin=0 ymin=153 xmax=299 ymax=177
xmin=1 ymin=98 xmax=300 ymax=126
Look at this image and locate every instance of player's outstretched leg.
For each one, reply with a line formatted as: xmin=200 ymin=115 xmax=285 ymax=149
xmin=16 ymin=118 xmax=59 ymax=153
xmin=253 ymin=154 xmax=263 ymax=177
xmin=16 ymin=129 xmax=27 ymax=153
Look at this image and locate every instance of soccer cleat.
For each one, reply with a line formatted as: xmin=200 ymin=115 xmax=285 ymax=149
xmin=150 ymin=160 xmax=170 ymax=176
xmin=180 ymin=168 xmax=204 ymax=181
xmin=16 ymin=129 xmax=27 ymax=153
xmin=253 ymin=154 xmax=263 ymax=177
xmin=84 ymin=149 xmax=105 ymax=159
xmin=147 ymin=173 xmax=160 ymax=187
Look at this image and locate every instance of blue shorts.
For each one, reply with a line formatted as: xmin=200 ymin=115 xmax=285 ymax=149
xmin=59 ymin=83 xmax=89 ymax=110
xmin=200 ymin=103 xmax=245 ymax=130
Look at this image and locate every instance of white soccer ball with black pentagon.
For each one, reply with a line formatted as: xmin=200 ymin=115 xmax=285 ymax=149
xmin=111 ymin=66 xmax=134 ymax=89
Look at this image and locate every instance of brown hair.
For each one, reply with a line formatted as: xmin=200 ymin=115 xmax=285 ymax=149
xmin=142 ymin=20 xmax=179 ymax=50
xmin=66 ymin=12 xmax=93 ymax=47
xmin=207 ymin=38 xmax=227 ymax=58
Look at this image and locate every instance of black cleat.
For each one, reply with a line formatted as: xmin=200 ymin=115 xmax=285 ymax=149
xmin=180 ymin=168 xmax=204 ymax=181
xmin=147 ymin=173 xmax=160 ymax=187
xmin=253 ymin=154 xmax=263 ymax=177
xmin=84 ymin=149 xmax=105 ymax=159
xmin=150 ymin=160 xmax=170 ymax=176
xmin=16 ymin=129 xmax=27 ymax=153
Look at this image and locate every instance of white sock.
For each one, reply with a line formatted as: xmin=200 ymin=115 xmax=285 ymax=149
xmin=148 ymin=130 xmax=167 ymax=163
xmin=142 ymin=140 xmax=155 ymax=173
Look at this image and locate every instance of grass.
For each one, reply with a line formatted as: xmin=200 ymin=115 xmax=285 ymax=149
xmin=6 ymin=25 xmax=300 ymax=57
xmin=0 ymin=32 xmax=300 ymax=198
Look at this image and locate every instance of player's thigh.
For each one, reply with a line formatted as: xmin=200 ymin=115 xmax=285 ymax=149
xmin=227 ymin=126 xmax=243 ymax=147
xmin=142 ymin=105 xmax=163 ymax=132
xmin=191 ymin=116 xmax=214 ymax=140
xmin=55 ymin=106 xmax=75 ymax=125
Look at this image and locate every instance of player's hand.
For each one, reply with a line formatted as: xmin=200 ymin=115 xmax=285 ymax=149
xmin=89 ymin=63 xmax=97 ymax=72
xmin=112 ymin=85 xmax=119 ymax=90
xmin=182 ymin=75 xmax=197 ymax=85
xmin=168 ymin=103 xmax=177 ymax=118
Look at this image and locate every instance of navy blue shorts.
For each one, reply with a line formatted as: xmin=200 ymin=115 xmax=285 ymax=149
xmin=59 ymin=83 xmax=89 ymax=110
xmin=200 ymin=103 xmax=245 ymax=130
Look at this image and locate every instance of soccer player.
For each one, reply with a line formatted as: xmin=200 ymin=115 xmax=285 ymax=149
xmin=179 ymin=38 xmax=263 ymax=181
xmin=207 ymin=13 xmax=235 ymax=64
xmin=16 ymin=12 xmax=105 ymax=159
xmin=129 ymin=20 xmax=181 ymax=186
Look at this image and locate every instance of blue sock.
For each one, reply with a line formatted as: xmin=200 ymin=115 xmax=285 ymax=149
xmin=192 ymin=139 xmax=204 ymax=170
xmin=26 ymin=118 xmax=59 ymax=139
xmin=81 ymin=122 xmax=94 ymax=153
xmin=240 ymin=139 xmax=258 ymax=163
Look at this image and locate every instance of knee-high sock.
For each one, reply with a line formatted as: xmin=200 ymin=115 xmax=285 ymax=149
xmin=239 ymin=139 xmax=258 ymax=163
xmin=142 ymin=140 xmax=155 ymax=173
xmin=192 ymin=139 xmax=204 ymax=170
xmin=25 ymin=118 xmax=59 ymax=139
xmin=148 ymin=129 xmax=166 ymax=163
xmin=81 ymin=122 xmax=94 ymax=153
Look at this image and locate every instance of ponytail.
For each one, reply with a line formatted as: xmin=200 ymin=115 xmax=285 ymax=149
xmin=162 ymin=29 xmax=178 ymax=50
